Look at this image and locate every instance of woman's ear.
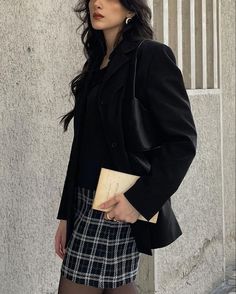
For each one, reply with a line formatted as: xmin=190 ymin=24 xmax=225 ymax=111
xmin=127 ymin=12 xmax=135 ymax=18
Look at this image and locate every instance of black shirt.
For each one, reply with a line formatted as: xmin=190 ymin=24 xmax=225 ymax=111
xmin=77 ymin=65 xmax=115 ymax=190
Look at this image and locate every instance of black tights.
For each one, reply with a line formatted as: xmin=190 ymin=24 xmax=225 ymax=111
xmin=58 ymin=275 xmax=139 ymax=294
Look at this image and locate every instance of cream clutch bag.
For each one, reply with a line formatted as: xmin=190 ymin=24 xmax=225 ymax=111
xmin=92 ymin=167 xmax=158 ymax=223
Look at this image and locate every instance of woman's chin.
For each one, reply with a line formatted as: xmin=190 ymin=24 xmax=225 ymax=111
xmin=91 ymin=23 xmax=106 ymax=30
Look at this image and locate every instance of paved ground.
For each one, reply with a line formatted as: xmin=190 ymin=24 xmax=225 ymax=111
xmin=211 ymin=265 xmax=236 ymax=294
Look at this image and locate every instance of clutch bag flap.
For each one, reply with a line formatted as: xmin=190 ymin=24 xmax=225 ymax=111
xmin=92 ymin=167 xmax=159 ymax=223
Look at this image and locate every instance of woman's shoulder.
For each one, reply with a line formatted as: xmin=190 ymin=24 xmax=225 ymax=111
xmin=141 ymin=38 xmax=174 ymax=53
xmin=139 ymin=39 xmax=176 ymax=64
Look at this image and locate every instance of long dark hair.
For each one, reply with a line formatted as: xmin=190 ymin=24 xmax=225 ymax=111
xmin=60 ymin=0 xmax=154 ymax=132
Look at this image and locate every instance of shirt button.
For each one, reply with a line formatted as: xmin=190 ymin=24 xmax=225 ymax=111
xmin=111 ymin=141 xmax=118 ymax=148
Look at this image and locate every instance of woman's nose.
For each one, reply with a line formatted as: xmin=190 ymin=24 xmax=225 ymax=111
xmin=93 ymin=0 xmax=102 ymax=8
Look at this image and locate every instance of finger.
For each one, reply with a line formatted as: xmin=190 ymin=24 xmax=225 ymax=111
xmin=61 ymin=235 xmax=66 ymax=255
xmin=57 ymin=245 xmax=63 ymax=259
xmin=60 ymin=243 xmax=65 ymax=258
xmin=56 ymin=233 xmax=65 ymax=260
xmin=104 ymin=212 xmax=110 ymax=220
xmin=103 ymin=213 xmax=109 ymax=220
xmin=99 ymin=195 xmax=119 ymax=209
xmin=104 ymin=212 xmax=114 ymax=221
xmin=55 ymin=235 xmax=63 ymax=259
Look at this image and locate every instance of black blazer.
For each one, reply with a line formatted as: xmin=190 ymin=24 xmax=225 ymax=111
xmin=56 ymin=38 xmax=197 ymax=256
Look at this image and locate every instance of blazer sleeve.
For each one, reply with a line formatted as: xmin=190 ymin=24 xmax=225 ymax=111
xmin=56 ymin=135 xmax=76 ymax=220
xmin=123 ymin=43 xmax=197 ymax=221
xmin=56 ymin=64 xmax=88 ymax=221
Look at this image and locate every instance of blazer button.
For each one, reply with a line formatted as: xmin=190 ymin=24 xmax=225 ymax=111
xmin=100 ymin=100 xmax=104 ymax=105
xmin=111 ymin=141 xmax=118 ymax=148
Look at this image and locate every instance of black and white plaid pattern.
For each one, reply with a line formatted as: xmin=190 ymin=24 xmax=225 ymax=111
xmin=60 ymin=185 xmax=141 ymax=289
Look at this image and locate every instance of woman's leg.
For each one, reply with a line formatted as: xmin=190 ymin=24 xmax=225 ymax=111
xmin=103 ymin=281 xmax=139 ymax=294
xmin=57 ymin=275 xmax=104 ymax=294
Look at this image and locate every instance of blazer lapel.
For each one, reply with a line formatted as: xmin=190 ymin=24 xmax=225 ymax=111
xmin=99 ymin=38 xmax=144 ymax=93
xmin=101 ymin=52 xmax=129 ymax=85
xmin=75 ymin=70 xmax=92 ymax=137
xmin=76 ymin=38 xmax=145 ymax=136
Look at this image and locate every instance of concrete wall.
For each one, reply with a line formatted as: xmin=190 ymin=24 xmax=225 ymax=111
xmin=0 ymin=1 xmax=81 ymax=293
xmin=150 ymin=91 xmax=226 ymax=293
xmin=0 ymin=0 xmax=235 ymax=294
xmin=139 ymin=0 xmax=235 ymax=293
xmin=219 ymin=0 xmax=236 ymax=267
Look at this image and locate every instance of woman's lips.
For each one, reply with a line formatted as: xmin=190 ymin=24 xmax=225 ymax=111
xmin=93 ymin=16 xmax=104 ymax=19
xmin=93 ymin=14 xmax=104 ymax=19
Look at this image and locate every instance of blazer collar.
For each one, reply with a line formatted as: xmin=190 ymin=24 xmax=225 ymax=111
xmin=96 ymin=38 xmax=145 ymax=86
xmin=76 ymin=38 xmax=145 ymax=137
xmin=109 ymin=38 xmax=143 ymax=59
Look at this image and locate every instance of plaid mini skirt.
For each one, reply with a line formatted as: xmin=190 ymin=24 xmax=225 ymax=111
xmin=60 ymin=185 xmax=141 ymax=289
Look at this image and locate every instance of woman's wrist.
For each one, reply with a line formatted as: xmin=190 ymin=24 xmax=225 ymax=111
xmin=59 ymin=219 xmax=67 ymax=225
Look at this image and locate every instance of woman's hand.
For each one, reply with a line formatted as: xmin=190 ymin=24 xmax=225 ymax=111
xmin=55 ymin=220 xmax=67 ymax=260
xmin=100 ymin=193 xmax=140 ymax=223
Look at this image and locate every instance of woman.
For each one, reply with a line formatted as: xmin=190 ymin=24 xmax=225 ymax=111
xmin=55 ymin=0 xmax=197 ymax=293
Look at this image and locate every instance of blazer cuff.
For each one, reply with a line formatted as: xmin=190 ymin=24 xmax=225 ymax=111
xmin=124 ymin=175 xmax=161 ymax=221
xmin=56 ymin=212 xmax=68 ymax=220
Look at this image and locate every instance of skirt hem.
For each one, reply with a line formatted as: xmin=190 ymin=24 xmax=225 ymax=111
xmin=60 ymin=269 xmax=138 ymax=289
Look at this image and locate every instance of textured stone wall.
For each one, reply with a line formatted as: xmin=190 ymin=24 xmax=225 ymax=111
xmin=149 ymin=0 xmax=235 ymax=294
xmin=0 ymin=0 xmax=235 ymax=294
xmin=0 ymin=1 xmax=82 ymax=293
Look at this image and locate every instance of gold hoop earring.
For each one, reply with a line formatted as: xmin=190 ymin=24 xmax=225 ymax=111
xmin=125 ymin=17 xmax=132 ymax=24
